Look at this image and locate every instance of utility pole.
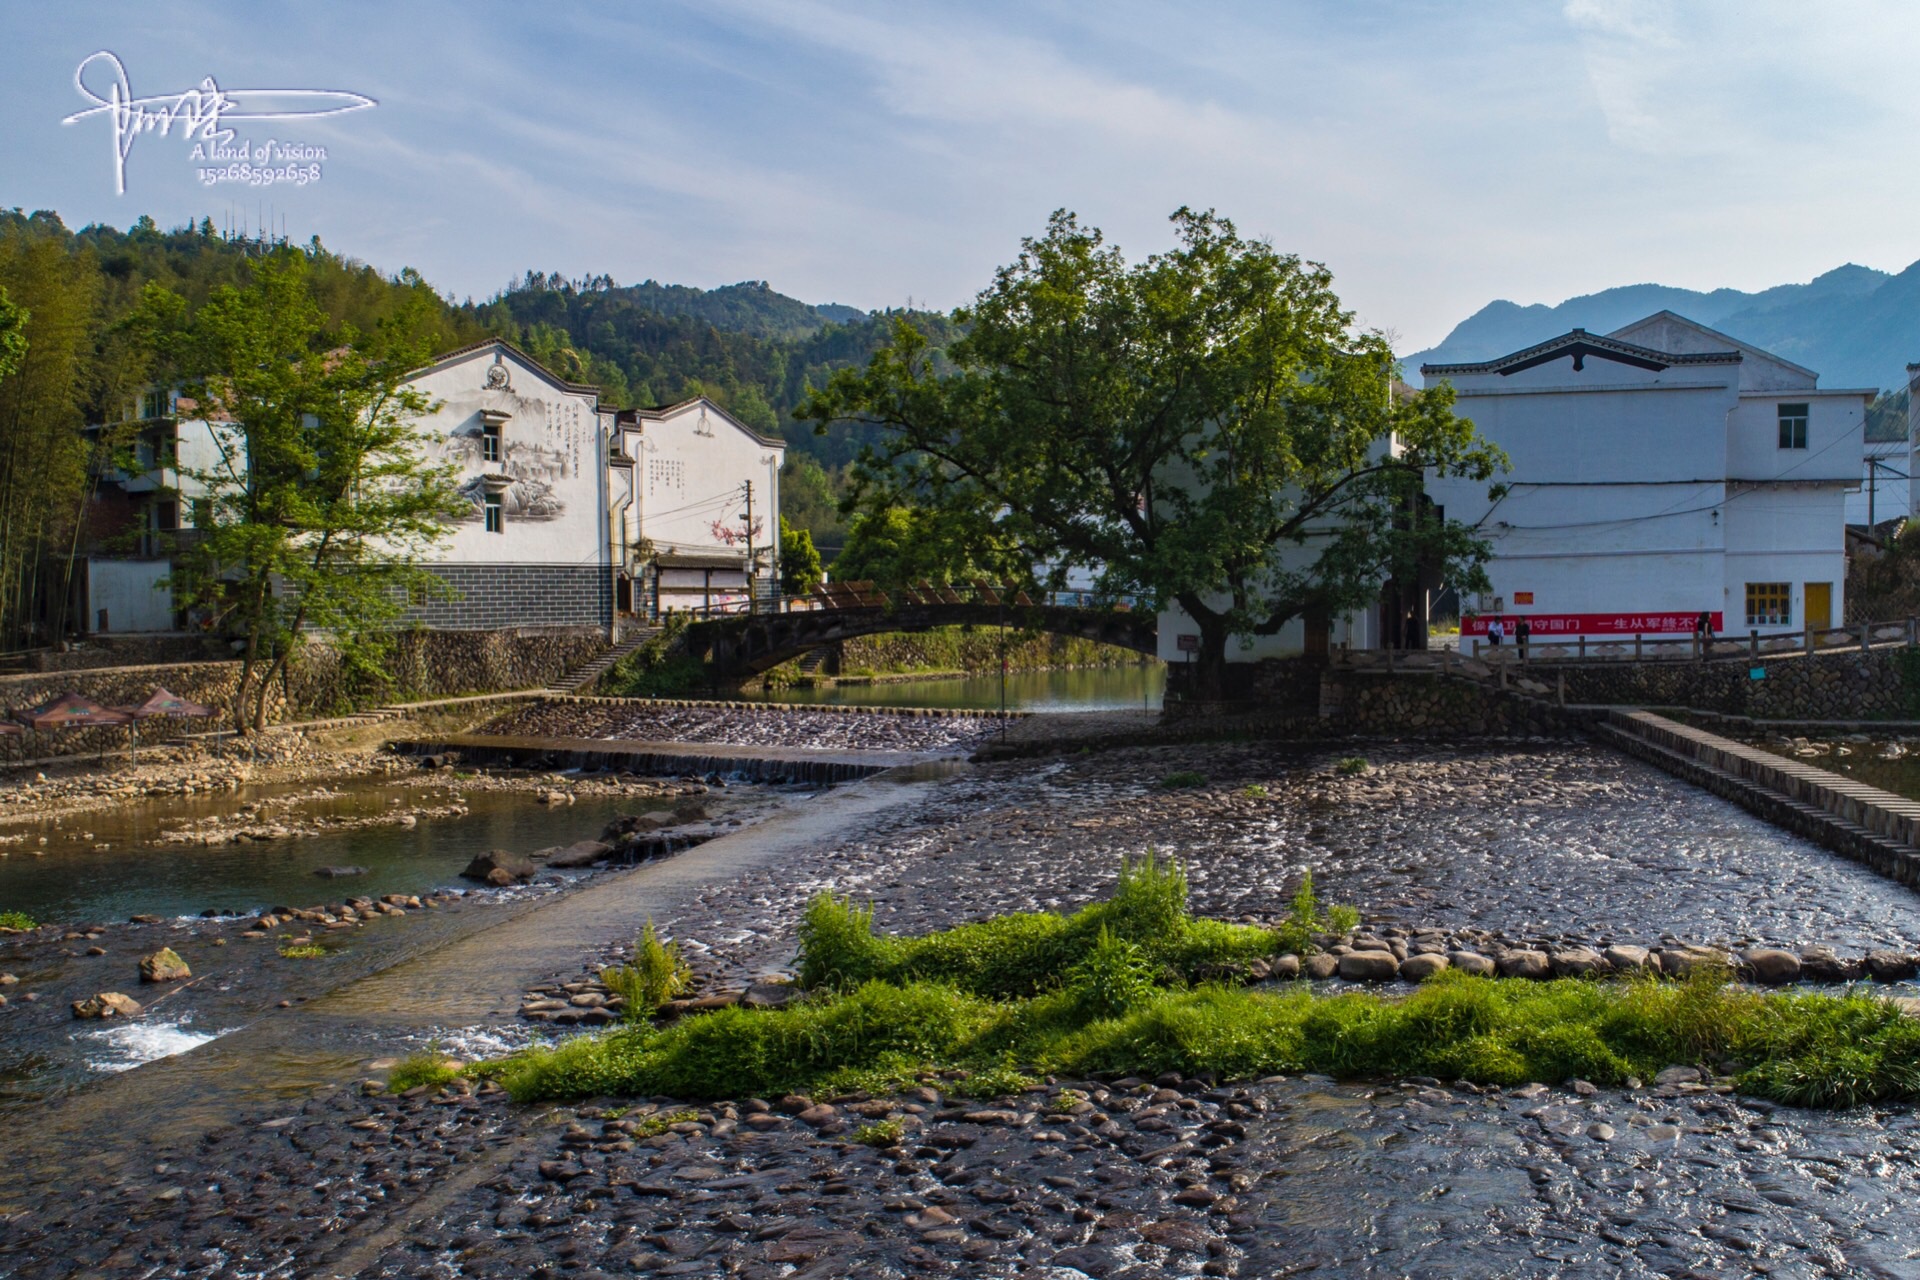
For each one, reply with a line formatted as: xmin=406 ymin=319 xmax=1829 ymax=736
xmin=1870 ymin=455 xmax=1878 ymax=529
xmin=741 ymin=480 xmax=755 ymax=616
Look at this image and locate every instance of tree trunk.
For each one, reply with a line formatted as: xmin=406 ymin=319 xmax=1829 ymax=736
xmin=1175 ymin=592 xmax=1233 ymax=703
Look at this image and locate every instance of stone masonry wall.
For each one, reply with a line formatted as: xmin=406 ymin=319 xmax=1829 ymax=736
xmin=0 ymin=627 xmax=606 ymax=760
xmin=1549 ymin=646 xmax=1913 ymax=720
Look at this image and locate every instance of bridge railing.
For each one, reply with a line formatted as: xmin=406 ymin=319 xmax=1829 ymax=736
xmin=1337 ymin=618 xmax=1920 ymax=669
xmin=662 ymin=580 xmax=1144 ymax=621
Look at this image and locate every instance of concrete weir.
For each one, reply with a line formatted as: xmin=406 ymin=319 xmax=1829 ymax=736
xmin=1598 ymin=710 xmax=1920 ymax=888
xmin=389 ymin=731 xmax=949 ymax=785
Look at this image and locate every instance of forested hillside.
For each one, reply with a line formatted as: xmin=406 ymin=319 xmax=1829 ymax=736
xmin=0 ymin=210 xmax=961 ymax=567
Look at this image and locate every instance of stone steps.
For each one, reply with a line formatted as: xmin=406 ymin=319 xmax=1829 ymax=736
xmin=544 ymin=630 xmax=658 ymax=696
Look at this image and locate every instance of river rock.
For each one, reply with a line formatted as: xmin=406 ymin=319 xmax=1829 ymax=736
xmin=1497 ymin=950 xmax=1551 ymax=980
xmin=1798 ymin=947 xmax=1860 ymax=983
xmin=1303 ymin=953 xmax=1339 ymax=980
xmin=741 ymin=982 xmax=801 ymax=1009
xmin=72 ymin=992 xmax=141 ymax=1019
xmin=1658 ymin=947 xmax=1726 ymax=978
xmin=542 ymin=841 xmax=613 ymax=869
xmin=459 ymin=850 xmax=536 ymax=885
xmin=1550 ymin=948 xmax=1608 ymax=977
xmin=1267 ymin=953 xmax=1302 ymax=980
xmin=1864 ymin=950 xmax=1918 ymax=982
xmin=1603 ymin=945 xmax=1655 ymax=972
xmin=1338 ymin=950 xmax=1400 ymax=983
xmin=1654 ymin=1065 xmax=1702 ymax=1086
xmin=138 ymin=948 xmax=191 ymax=983
xmin=1740 ymin=948 xmax=1801 ymax=984
xmin=1398 ymin=953 xmax=1449 ymax=982
xmin=313 ymin=865 xmax=368 ymax=879
xmin=1448 ymin=950 xmax=1495 ymax=977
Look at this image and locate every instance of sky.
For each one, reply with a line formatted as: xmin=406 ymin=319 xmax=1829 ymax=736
xmin=6 ymin=0 xmax=1919 ymax=350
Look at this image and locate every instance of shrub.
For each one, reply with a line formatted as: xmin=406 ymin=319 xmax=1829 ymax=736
xmin=1273 ymin=871 xmax=1361 ymax=955
xmin=1335 ymin=757 xmax=1369 ymax=776
xmin=1162 ymin=770 xmax=1208 ymax=789
xmin=0 ymin=911 xmax=35 ymax=930
xmin=601 ymin=922 xmax=691 ymax=1018
xmin=278 ymin=942 xmax=326 ymax=959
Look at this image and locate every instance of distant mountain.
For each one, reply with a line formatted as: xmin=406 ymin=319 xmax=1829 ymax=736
xmin=1409 ymin=262 xmax=1920 ymax=392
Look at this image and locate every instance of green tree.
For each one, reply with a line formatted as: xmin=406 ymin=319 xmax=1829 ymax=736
xmin=779 ymin=454 xmax=845 ymax=553
xmin=0 ymin=285 xmax=25 ymax=379
xmin=801 ymin=208 xmax=1506 ymax=696
xmin=164 ymin=250 xmax=466 ymax=731
xmin=778 ymin=515 xmax=823 ymax=596
xmin=832 ymin=505 xmax=1010 ymax=589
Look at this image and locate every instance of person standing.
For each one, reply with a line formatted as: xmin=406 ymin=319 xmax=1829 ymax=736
xmin=1695 ymin=610 xmax=1713 ymax=660
xmin=1515 ymin=617 xmax=1531 ymax=661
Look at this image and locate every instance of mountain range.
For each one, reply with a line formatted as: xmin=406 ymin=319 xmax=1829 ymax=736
xmin=1407 ymin=261 xmax=1920 ymax=394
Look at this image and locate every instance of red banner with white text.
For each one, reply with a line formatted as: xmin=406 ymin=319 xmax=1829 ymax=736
xmin=1462 ymin=612 xmax=1722 ymax=637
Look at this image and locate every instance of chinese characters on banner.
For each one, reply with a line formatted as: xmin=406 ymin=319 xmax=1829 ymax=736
xmin=1461 ymin=612 xmax=1723 ymax=637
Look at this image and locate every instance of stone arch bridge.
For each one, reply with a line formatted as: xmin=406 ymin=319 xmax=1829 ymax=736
xmin=674 ymin=588 xmax=1157 ymax=679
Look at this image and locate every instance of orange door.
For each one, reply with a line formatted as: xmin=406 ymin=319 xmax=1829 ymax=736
xmin=1805 ymin=582 xmax=1831 ymax=631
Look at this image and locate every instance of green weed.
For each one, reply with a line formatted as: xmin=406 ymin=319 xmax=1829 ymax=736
xmin=601 ymin=922 xmax=691 ymax=1019
xmin=630 ymin=1108 xmax=699 ymax=1137
xmin=387 ymin=1049 xmax=460 ymax=1093
xmin=1335 ymin=757 xmax=1369 ymax=776
xmin=853 ymin=1116 xmax=907 ymax=1147
xmin=1162 ymin=770 xmax=1208 ymax=789
xmin=1240 ymin=784 xmax=1269 ymax=799
xmin=278 ymin=942 xmax=326 ymax=959
xmin=0 ymin=911 xmax=35 ymax=930
xmin=1273 ymin=871 xmax=1361 ymax=956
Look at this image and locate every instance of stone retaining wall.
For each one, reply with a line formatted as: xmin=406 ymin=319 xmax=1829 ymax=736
xmin=1547 ymin=646 xmax=1916 ymax=720
xmin=0 ymin=628 xmax=607 ymax=760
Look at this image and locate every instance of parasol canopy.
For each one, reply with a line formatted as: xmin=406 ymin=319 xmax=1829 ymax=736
xmin=18 ymin=691 xmax=133 ymax=730
xmin=122 ymin=687 xmax=215 ymax=720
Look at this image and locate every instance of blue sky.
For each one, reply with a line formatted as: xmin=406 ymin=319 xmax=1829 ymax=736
xmin=7 ymin=1 xmax=1918 ymax=349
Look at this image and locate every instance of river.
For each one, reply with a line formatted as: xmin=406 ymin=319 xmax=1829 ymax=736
xmin=750 ymin=662 xmax=1165 ymax=712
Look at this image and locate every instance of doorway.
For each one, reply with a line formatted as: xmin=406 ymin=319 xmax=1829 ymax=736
xmin=1805 ymin=582 xmax=1832 ymax=631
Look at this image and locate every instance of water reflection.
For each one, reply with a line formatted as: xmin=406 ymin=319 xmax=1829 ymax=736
xmin=750 ymin=664 xmax=1165 ymax=712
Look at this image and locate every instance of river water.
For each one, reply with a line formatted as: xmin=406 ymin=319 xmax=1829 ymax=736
xmin=0 ymin=781 xmax=646 ymax=924
xmin=751 ymin=662 xmax=1165 ymax=712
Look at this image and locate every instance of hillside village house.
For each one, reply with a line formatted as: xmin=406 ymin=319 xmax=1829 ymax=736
xmin=76 ymin=339 xmax=782 ymax=637
xmin=1423 ymin=313 xmax=1871 ymax=645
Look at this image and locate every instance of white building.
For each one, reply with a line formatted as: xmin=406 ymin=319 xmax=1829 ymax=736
xmin=1422 ymin=312 xmax=1872 ymax=643
xmin=79 ymin=339 xmax=783 ymax=635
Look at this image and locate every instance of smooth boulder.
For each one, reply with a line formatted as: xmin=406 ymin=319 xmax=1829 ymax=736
xmin=1603 ymin=945 xmax=1656 ymax=973
xmin=1497 ymin=950 xmax=1552 ymax=980
xmin=459 ymin=850 xmax=536 ymax=886
xmin=1448 ymin=950 xmax=1496 ymax=977
xmin=313 ymin=865 xmax=368 ymax=879
xmin=1550 ymin=948 xmax=1608 ymax=978
xmin=1398 ymin=953 xmax=1449 ymax=983
xmin=1338 ymin=950 xmax=1401 ymax=983
xmin=542 ymin=841 xmax=613 ymax=869
xmin=138 ymin=948 xmax=191 ymax=983
xmin=1740 ymin=948 xmax=1802 ymax=985
xmin=1864 ymin=950 xmax=1918 ymax=982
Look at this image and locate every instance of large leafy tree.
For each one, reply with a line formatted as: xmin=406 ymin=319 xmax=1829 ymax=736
xmin=801 ymin=209 xmax=1507 ymax=696
xmin=164 ymin=250 xmax=466 ymax=731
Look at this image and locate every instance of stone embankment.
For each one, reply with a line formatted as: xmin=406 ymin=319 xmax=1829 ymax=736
xmin=480 ymin=697 xmax=1012 ymax=750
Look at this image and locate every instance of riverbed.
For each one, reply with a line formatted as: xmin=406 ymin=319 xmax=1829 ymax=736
xmin=752 ymin=663 xmax=1166 ymax=712
xmin=6 ymin=731 xmax=1920 ymax=1275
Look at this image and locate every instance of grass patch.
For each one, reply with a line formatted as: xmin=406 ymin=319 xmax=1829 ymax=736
xmin=600 ymin=922 xmax=691 ymax=1020
xmin=853 ymin=1117 xmax=906 ymax=1147
xmin=630 ymin=1108 xmax=699 ymax=1137
xmin=0 ymin=911 xmax=35 ymax=930
xmin=1161 ymin=770 xmax=1208 ymax=789
xmin=486 ymin=853 xmax=1920 ymax=1110
xmin=278 ymin=942 xmax=327 ymax=959
xmin=1335 ymin=756 xmax=1369 ymax=776
xmin=1240 ymin=784 xmax=1269 ymax=799
xmin=387 ymin=1050 xmax=461 ymax=1093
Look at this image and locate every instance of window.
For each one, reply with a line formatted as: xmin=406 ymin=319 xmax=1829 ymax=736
xmin=482 ymin=422 xmax=502 ymax=463
xmin=190 ymin=497 xmax=212 ymax=530
xmin=1746 ymin=582 xmax=1791 ymax=626
xmin=484 ymin=492 xmax=504 ymax=533
xmin=1777 ymin=403 xmax=1809 ymax=450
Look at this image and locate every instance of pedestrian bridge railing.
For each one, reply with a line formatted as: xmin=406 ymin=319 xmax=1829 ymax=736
xmin=1337 ymin=619 xmax=1920 ymax=671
